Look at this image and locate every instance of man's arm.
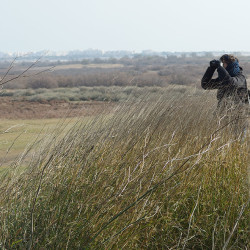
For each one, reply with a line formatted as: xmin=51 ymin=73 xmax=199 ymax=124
xmin=201 ymin=66 xmax=221 ymax=89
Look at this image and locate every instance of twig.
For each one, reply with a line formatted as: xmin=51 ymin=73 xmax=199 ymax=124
xmin=0 ymin=131 xmax=25 ymax=168
xmin=0 ymin=54 xmax=55 ymax=87
xmin=28 ymin=154 xmax=54 ymax=250
xmin=182 ymin=185 xmax=202 ymax=249
xmin=22 ymin=66 xmax=55 ymax=78
xmin=0 ymin=57 xmax=17 ymax=84
xmin=0 ymin=124 xmax=24 ymax=134
xmin=222 ymin=200 xmax=249 ymax=250
xmin=212 ymin=216 xmax=219 ymax=250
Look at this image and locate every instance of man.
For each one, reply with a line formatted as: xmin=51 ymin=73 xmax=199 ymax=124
xmin=201 ymin=54 xmax=249 ymax=110
xmin=201 ymin=54 xmax=249 ymax=138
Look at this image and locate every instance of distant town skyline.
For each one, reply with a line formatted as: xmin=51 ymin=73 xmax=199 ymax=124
xmin=1 ymin=49 xmax=250 ymax=63
xmin=1 ymin=49 xmax=250 ymax=55
xmin=1 ymin=0 xmax=250 ymax=53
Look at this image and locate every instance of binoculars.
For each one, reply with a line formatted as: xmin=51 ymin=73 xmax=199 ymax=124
xmin=210 ymin=59 xmax=222 ymax=68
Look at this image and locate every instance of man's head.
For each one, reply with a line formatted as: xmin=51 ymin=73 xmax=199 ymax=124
xmin=220 ymin=54 xmax=241 ymax=76
xmin=220 ymin=54 xmax=239 ymax=69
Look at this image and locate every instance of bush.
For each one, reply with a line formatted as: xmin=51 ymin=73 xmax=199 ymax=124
xmin=0 ymin=91 xmax=14 ymax=97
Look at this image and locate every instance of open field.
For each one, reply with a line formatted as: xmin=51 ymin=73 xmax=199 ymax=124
xmin=0 ymin=90 xmax=249 ymax=249
xmin=0 ymin=56 xmax=249 ymax=248
xmin=0 ymin=98 xmax=116 ymax=168
xmin=0 ymin=97 xmax=115 ymax=119
xmin=0 ymin=85 xmax=204 ymax=170
xmin=0 ymin=118 xmax=81 ymax=169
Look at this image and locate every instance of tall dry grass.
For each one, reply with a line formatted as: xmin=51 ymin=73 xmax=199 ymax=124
xmin=0 ymin=91 xmax=249 ymax=249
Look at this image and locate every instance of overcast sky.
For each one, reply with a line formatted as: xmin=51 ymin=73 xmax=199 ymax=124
xmin=1 ymin=0 xmax=250 ymax=53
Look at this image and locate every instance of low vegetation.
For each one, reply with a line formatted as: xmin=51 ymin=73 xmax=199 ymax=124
xmin=0 ymin=91 xmax=249 ymax=249
xmin=0 ymin=85 xmax=203 ymax=102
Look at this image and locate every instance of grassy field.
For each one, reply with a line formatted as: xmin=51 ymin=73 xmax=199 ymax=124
xmin=0 ymin=90 xmax=249 ymax=249
xmin=0 ymin=118 xmax=80 ymax=172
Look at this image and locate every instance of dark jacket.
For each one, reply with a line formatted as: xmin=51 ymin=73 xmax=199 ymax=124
xmin=201 ymin=66 xmax=249 ymax=107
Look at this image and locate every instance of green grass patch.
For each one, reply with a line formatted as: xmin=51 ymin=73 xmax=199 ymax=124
xmin=0 ymin=118 xmax=80 ymax=168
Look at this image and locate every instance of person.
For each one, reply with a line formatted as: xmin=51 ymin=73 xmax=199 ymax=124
xmin=201 ymin=54 xmax=249 ymax=138
xmin=201 ymin=54 xmax=249 ymax=110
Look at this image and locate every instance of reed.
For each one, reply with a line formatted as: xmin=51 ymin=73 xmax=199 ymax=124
xmin=0 ymin=91 xmax=249 ymax=249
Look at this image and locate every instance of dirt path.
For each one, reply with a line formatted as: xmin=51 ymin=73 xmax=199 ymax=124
xmin=0 ymin=97 xmax=115 ymax=119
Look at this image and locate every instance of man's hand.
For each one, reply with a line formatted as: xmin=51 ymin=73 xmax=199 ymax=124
xmin=210 ymin=59 xmax=221 ymax=69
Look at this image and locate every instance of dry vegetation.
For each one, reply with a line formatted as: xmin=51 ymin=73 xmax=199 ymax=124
xmin=0 ymin=55 xmax=238 ymax=90
xmin=0 ymin=55 xmax=249 ymax=249
xmin=1 ymin=54 xmax=250 ymax=102
xmin=0 ymin=91 xmax=249 ymax=249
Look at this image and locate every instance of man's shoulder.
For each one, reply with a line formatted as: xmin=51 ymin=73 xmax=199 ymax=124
xmin=235 ymin=70 xmax=246 ymax=80
xmin=238 ymin=67 xmax=246 ymax=77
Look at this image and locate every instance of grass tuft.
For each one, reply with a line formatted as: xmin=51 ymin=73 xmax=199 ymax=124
xmin=0 ymin=91 xmax=249 ymax=249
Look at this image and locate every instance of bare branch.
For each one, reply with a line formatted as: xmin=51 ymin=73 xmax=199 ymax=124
xmin=0 ymin=57 xmax=17 ymax=84
xmin=22 ymin=66 xmax=55 ymax=78
xmin=0 ymin=53 xmax=55 ymax=87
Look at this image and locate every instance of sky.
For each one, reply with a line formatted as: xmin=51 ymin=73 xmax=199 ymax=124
xmin=1 ymin=0 xmax=250 ymax=53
